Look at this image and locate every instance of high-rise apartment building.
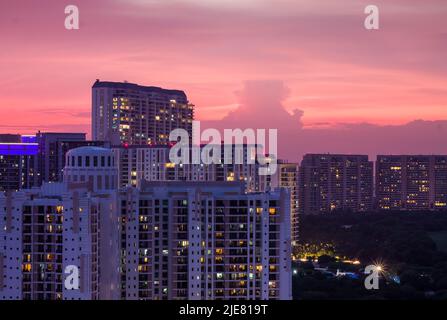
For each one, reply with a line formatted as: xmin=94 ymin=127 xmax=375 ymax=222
xmin=0 ymin=147 xmax=120 ymax=300
xmin=112 ymin=144 xmax=267 ymax=192
xmin=299 ymin=154 xmax=373 ymax=215
xmin=1 ymin=146 xmax=291 ymax=301
xmin=270 ymin=161 xmax=299 ymax=244
xmin=92 ymin=80 xmax=194 ymax=145
xmin=35 ymin=132 xmax=86 ymax=184
xmin=0 ymin=134 xmax=38 ymax=191
xmin=119 ymin=181 xmax=291 ymax=300
xmin=376 ymin=155 xmax=447 ymax=210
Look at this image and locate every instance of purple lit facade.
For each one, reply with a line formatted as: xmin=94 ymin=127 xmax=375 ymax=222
xmin=20 ymin=135 xmax=37 ymax=144
xmin=0 ymin=143 xmax=39 ymax=156
xmin=0 ymin=139 xmax=38 ymax=191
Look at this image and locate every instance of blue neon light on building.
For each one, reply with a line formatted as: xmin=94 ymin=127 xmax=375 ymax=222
xmin=21 ymin=135 xmax=37 ymax=144
xmin=0 ymin=143 xmax=39 ymax=156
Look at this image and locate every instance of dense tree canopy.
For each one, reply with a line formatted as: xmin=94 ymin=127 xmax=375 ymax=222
xmin=294 ymin=211 xmax=447 ymax=300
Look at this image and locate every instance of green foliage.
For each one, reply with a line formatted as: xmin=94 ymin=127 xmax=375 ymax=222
xmin=294 ymin=211 xmax=447 ymax=300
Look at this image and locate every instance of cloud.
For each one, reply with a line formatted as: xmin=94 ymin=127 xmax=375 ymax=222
xmin=203 ymin=81 xmax=447 ymax=162
xmin=0 ymin=123 xmax=89 ymax=134
xmin=1 ymin=0 xmax=446 ymax=142
xmin=222 ymin=80 xmax=303 ymax=129
xmin=31 ymin=108 xmax=91 ymax=118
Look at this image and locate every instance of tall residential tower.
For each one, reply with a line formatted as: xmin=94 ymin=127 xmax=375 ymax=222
xmin=376 ymin=155 xmax=447 ymax=210
xmin=0 ymin=147 xmax=120 ymax=300
xmin=92 ymin=80 xmax=194 ymax=145
xmin=298 ymin=154 xmax=373 ymax=215
xmin=270 ymin=161 xmax=299 ymax=243
xmin=119 ymin=181 xmax=292 ymax=300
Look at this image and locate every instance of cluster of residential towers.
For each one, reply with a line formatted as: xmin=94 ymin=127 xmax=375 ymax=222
xmin=1 ymin=80 xmax=446 ymax=300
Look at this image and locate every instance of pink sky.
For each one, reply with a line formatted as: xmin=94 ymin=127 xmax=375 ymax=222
xmin=1 ymin=0 xmax=446 ymax=160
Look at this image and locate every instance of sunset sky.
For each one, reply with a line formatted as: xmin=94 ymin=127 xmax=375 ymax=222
xmin=1 ymin=0 xmax=446 ymax=160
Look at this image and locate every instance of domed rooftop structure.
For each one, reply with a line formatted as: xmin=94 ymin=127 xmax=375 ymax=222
xmin=64 ymin=146 xmax=117 ymax=192
xmin=66 ymin=146 xmax=113 ymax=157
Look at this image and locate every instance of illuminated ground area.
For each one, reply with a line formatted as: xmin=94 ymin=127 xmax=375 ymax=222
xmin=294 ymin=212 xmax=447 ymax=300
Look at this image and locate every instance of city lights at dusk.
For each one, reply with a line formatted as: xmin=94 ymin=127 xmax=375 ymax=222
xmin=0 ymin=0 xmax=447 ymax=312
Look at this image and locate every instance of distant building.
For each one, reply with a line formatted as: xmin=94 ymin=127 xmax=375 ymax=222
xmin=0 ymin=134 xmax=38 ymax=192
xmin=376 ymin=155 xmax=447 ymax=210
xmin=119 ymin=181 xmax=292 ymax=300
xmin=270 ymin=161 xmax=299 ymax=244
xmin=35 ymin=132 xmax=108 ymax=185
xmin=0 ymin=147 xmax=120 ymax=300
xmin=299 ymin=154 xmax=373 ymax=215
xmin=112 ymin=144 xmax=267 ymax=192
xmin=1 ymin=133 xmax=108 ymax=191
xmin=0 ymin=134 xmax=23 ymax=143
xmin=92 ymin=80 xmax=194 ymax=145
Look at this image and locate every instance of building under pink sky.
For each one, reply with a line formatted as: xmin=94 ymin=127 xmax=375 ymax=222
xmin=0 ymin=0 xmax=446 ymax=160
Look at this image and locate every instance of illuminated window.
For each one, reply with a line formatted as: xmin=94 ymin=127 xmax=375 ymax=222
xmin=181 ymin=240 xmax=189 ymax=247
xmin=215 ymin=257 xmax=223 ymax=263
xmin=227 ymin=172 xmax=235 ymax=182
xmin=23 ymin=263 xmax=32 ymax=272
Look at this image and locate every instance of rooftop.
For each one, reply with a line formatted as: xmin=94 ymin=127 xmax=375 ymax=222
xmin=66 ymin=146 xmax=113 ymax=157
xmin=92 ymin=80 xmax=187 ymax=98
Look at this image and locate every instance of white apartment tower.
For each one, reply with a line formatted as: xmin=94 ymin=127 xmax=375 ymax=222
xmin=270 ymin=162 xmax=299 ymax=244
xmin=113 ymin=144 xmax=268 ymax=193
xmin=119 ymin=181 xmax=292 ymax=300
xmin=92 ymin=80 xmax=194 ymax=145
xmin=0 ymin=147 xmax=120 ymax=300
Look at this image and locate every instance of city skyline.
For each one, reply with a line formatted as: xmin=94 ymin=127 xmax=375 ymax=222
xmin=2 ymin=0 xmax=447 ymax=305
xmin=1 ymin=0 xmax=447 ymax=161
